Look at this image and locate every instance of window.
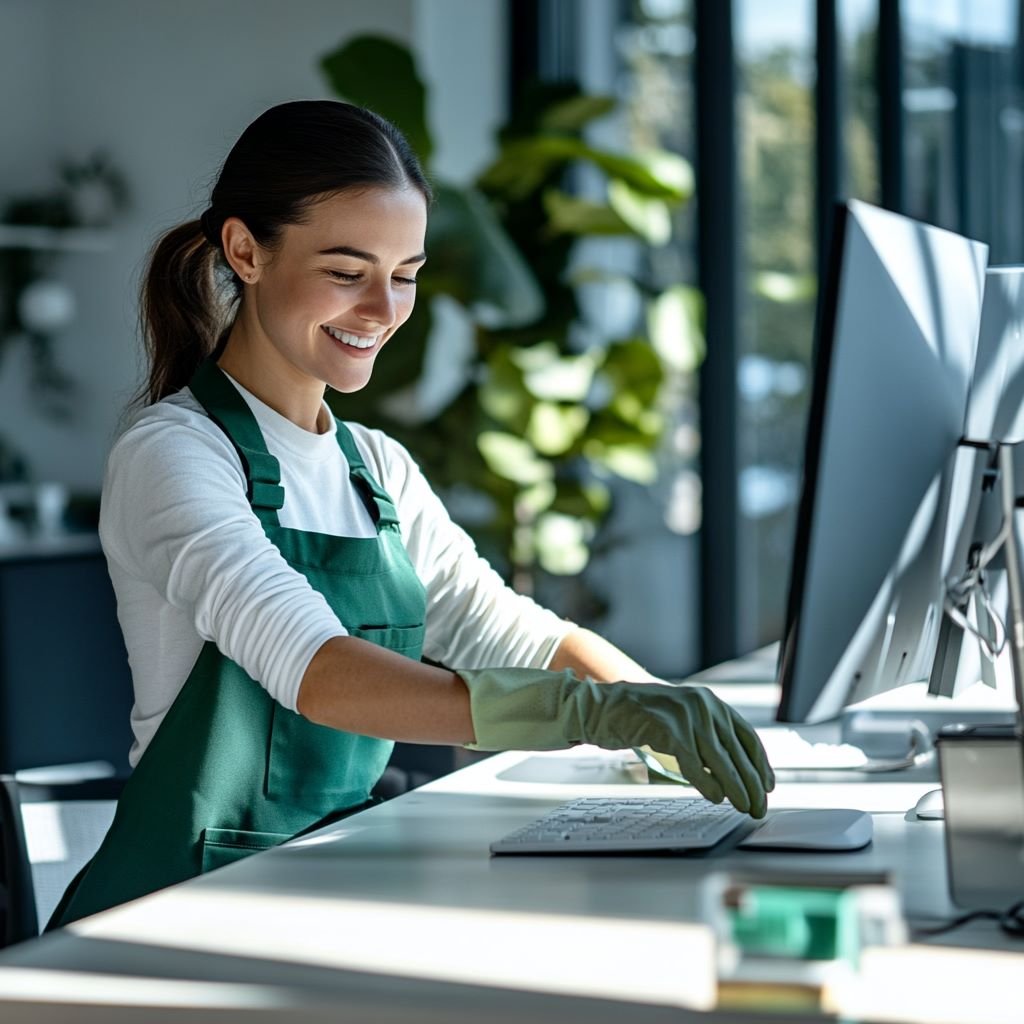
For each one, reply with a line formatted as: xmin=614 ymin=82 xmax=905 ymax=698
xmin=513 ymin=0 xmax=1024 ymax=668
xmin=736 ymin=0 xmax=815 ymax=650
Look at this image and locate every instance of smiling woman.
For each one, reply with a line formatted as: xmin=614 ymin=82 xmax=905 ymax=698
xmin=141 ymin=100 xmax=432 ymax=410
xmin=216 ymin=186 xmax=428 ymax=419
xmin=46 ymin=100 xmax=773 ymax=931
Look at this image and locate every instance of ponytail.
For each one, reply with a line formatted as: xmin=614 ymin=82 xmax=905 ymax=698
xmin=137 ymin=219 xmax=236 ymax=405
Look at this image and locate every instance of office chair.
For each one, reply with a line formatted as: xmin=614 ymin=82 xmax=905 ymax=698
xmin=0 ymin=774 xmax=122 ymax=946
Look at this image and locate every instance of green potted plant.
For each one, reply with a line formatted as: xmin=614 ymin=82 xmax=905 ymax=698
xmin=319 ymin=36 xmax=700 ymax=599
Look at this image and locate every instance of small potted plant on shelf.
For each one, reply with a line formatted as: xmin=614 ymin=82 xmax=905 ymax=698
xmin=0 ymin=151 xmax=130 ymax=420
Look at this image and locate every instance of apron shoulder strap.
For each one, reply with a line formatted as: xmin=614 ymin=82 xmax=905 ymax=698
xmin=333 ymin=421 xmax=401 ymax=531
xmin=187 ymin=360 xmax=285 ymax=526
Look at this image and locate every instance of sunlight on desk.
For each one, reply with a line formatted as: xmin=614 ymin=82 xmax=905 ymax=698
xmin=833 ymin=944 xmax=1024 ymax=1024
xmin=0 ymin=968 xmax=286 ymax=1011
xmin=70 ymin=888 xmax=718 ymax=1011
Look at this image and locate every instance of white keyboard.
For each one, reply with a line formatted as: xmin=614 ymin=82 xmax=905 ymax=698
xmin=490 ymin=797 xmax=747 ymax=854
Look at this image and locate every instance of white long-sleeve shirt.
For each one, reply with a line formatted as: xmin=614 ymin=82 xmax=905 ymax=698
xmin=99 ymin=372 xmax=574 ymax=766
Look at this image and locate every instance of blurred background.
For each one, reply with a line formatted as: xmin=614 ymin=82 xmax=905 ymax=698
xmin=1 ymin=0 xmax=1023 ymax=777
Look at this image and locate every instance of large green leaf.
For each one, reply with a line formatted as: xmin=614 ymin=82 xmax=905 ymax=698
xmin=527 ymin=402 xmax=590 ymax=456
xmin=480 ymin=138 xmax=690 ymax=201
xmin=647 ymin=285 xmax=705 ymax=373
xmin=477 ymin=431 xmax=553 ymax=485
xmin=585 ymin=416 xmax=656 ymax=453
xmin=550 ymin=479 xmax=611 ymax=519
xmin=539 ymin=94 xmax=616 ymax=133
xmin=519 ymin=480 xmax=556 ymax=517
xmin=632 ymin=150 xmax=694 ymax=201
xmin=479 ymin=346 xmax=533 ymax=432
xmin=601 ymin=338 xmax=664 ymax=405
xmin=610 ymin=392 xmax=663 ymax=437
xmin=534 ymin=512 xmax=592 ymax=575
xmin=426 ymin=184 xmax=544 ymax=328
xmin=582 ymin=441 xmax=659 ymax=485
xmin=511 ymin=342 xmax=598 ymax=402
xmin=607 ymin=181 xmax=672 ymax=245
xmin=320 ymin=35 xmax=434 ymax=166
xmin=543 ymin=190 xmax=636 ymax=237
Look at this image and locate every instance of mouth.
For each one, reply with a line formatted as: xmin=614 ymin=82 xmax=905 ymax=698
xmin=321 ymin=324 xmax=381 ymax=354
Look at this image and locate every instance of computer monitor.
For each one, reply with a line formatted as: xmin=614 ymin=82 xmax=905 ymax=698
xmin=777 ymin=200 xmax=988 ymax=724
xmin=929 ymin=266 xmax=1024 ymax=700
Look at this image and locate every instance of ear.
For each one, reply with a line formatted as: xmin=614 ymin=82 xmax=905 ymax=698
xmin=221 ymin=217 xmax=264 ymax=283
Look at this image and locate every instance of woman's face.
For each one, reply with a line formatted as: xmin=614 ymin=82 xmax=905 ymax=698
xmin=243 ymin=186 xmax=428 ymax=395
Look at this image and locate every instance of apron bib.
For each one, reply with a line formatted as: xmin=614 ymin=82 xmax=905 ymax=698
xmin=51 ymin=360 xmax=426 ymax=927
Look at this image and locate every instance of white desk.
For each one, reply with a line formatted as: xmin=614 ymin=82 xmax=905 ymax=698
xmin=0 ymin=658 xmax=1022 ymax=1023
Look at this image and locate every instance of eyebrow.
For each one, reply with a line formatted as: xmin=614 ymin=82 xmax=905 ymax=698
xmin=317 ymin=244 xmax=427 ymax=266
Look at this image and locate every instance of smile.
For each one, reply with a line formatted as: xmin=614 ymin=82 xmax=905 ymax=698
xmin=321 ymin=324 xmax=379 ymax=350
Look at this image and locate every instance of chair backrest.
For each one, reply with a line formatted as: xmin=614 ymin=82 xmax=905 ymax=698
xmin=0 ymin=549 xmax=134 ymax=775
xmin=0 ymin=775 xmax=121 ymax=946
xmin=0 ymin=775 xmax=38 ymax=945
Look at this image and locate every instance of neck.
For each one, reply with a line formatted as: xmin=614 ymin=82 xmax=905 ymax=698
xmin=217 ymin=320 xmax=327 ymax=433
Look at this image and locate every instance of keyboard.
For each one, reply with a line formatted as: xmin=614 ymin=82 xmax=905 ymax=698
xmin=490 ymin=797 xmax=747 ymax=854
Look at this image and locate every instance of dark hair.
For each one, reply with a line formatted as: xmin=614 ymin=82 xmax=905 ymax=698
xmin=137 ymin=100 xmax=431 ymax=405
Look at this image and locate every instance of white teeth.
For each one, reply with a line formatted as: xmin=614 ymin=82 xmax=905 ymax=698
xmin=323 ymin=325 xmax=377 ymax=349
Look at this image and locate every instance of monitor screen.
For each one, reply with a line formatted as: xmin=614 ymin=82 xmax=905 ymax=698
xmin=777 ymin=200 xmax=988 ymax=723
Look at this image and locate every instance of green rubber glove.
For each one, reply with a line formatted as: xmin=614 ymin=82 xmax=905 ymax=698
xmin=458 ymin=667 xmax=775 ymax=818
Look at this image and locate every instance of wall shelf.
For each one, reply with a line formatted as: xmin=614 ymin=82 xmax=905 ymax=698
xmin=0 ymin=225 xmax=112 ymax=252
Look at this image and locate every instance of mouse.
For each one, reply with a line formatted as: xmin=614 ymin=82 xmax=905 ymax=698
xmin=912 ymin=788 xmax=944 ymax=820
xmin=737 ymin=808 xmax=873 ymax=851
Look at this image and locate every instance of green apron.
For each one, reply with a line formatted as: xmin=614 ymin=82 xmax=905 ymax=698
xmin=51 ymin=360 xmax=426 ymax=927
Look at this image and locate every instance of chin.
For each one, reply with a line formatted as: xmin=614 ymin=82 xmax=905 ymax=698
xmin=327 ymin=375 xmax=373 ymax=395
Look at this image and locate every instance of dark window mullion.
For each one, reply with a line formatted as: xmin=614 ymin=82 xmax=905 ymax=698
xmin=878 ymin=0 xmax=905 ymax=212
xmin=695 ymin=0 xmax=740 ymax=666
xmin=507 ymin=0 xmax=541 ymax=110
xmin=816 ymin=0 xmax=841 ymax=279
xmin=507 ymin=0 xmax=580 ymax=104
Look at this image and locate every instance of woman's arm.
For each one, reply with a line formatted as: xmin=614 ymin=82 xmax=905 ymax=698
xmin=297 ymin=629 xmax=773 ymax=816
xmin=295 ymin=626 xmax=658 ymax=744
xmin=296 ymin=636 xmax=474 ymax=744
xmin=547 ymin=627 xmax=662 ymax=684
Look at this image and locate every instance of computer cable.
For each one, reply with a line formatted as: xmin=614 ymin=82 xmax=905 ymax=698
xmin=911 ymin=899 xmax=1024 ymax=940
xmin=943 ymin=525 xmax=1009 ymax=663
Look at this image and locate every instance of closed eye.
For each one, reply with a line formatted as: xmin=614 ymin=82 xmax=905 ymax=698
xmin=325 ymin=270 xmax=417 ymax=286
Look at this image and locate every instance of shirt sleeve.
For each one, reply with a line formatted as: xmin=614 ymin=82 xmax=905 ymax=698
xmin=348 ymin=425 xmax=577 ymax=670
xmin=99 ymin=408 xmax=347 ymax=712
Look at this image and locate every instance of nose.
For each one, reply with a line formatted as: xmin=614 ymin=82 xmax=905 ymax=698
xmin=355 ymin=279 xmax=396 ymax=329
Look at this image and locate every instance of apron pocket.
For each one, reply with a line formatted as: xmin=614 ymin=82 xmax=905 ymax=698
xmin=348 ymin=623 xmax=425 ymax=655
xmin=200 ymin=826 xmax=292 ymax=873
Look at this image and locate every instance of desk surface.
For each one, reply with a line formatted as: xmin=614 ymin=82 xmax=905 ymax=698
xmin=1 ymin=655 xmax=1021 ymax=1023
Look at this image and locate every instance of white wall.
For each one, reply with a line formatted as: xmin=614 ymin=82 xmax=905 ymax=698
xmin=0 ymin=0 xmax=511 ymax=491
xmin=0 ymin=0 xmax=53 ymax=188
xmin=414 ymin=0 xmax=507 ymax=184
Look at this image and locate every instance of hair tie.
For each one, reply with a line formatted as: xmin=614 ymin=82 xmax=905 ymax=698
xmin=199 ymin=208 xmax=220 ymax=247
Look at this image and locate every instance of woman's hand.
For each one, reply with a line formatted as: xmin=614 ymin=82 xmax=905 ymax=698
xmin=458 ymin=667 xmax=775 ymax=818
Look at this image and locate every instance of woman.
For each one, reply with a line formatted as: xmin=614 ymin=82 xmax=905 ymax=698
xmin=51 ymin=100 xmax=773 ymax=927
